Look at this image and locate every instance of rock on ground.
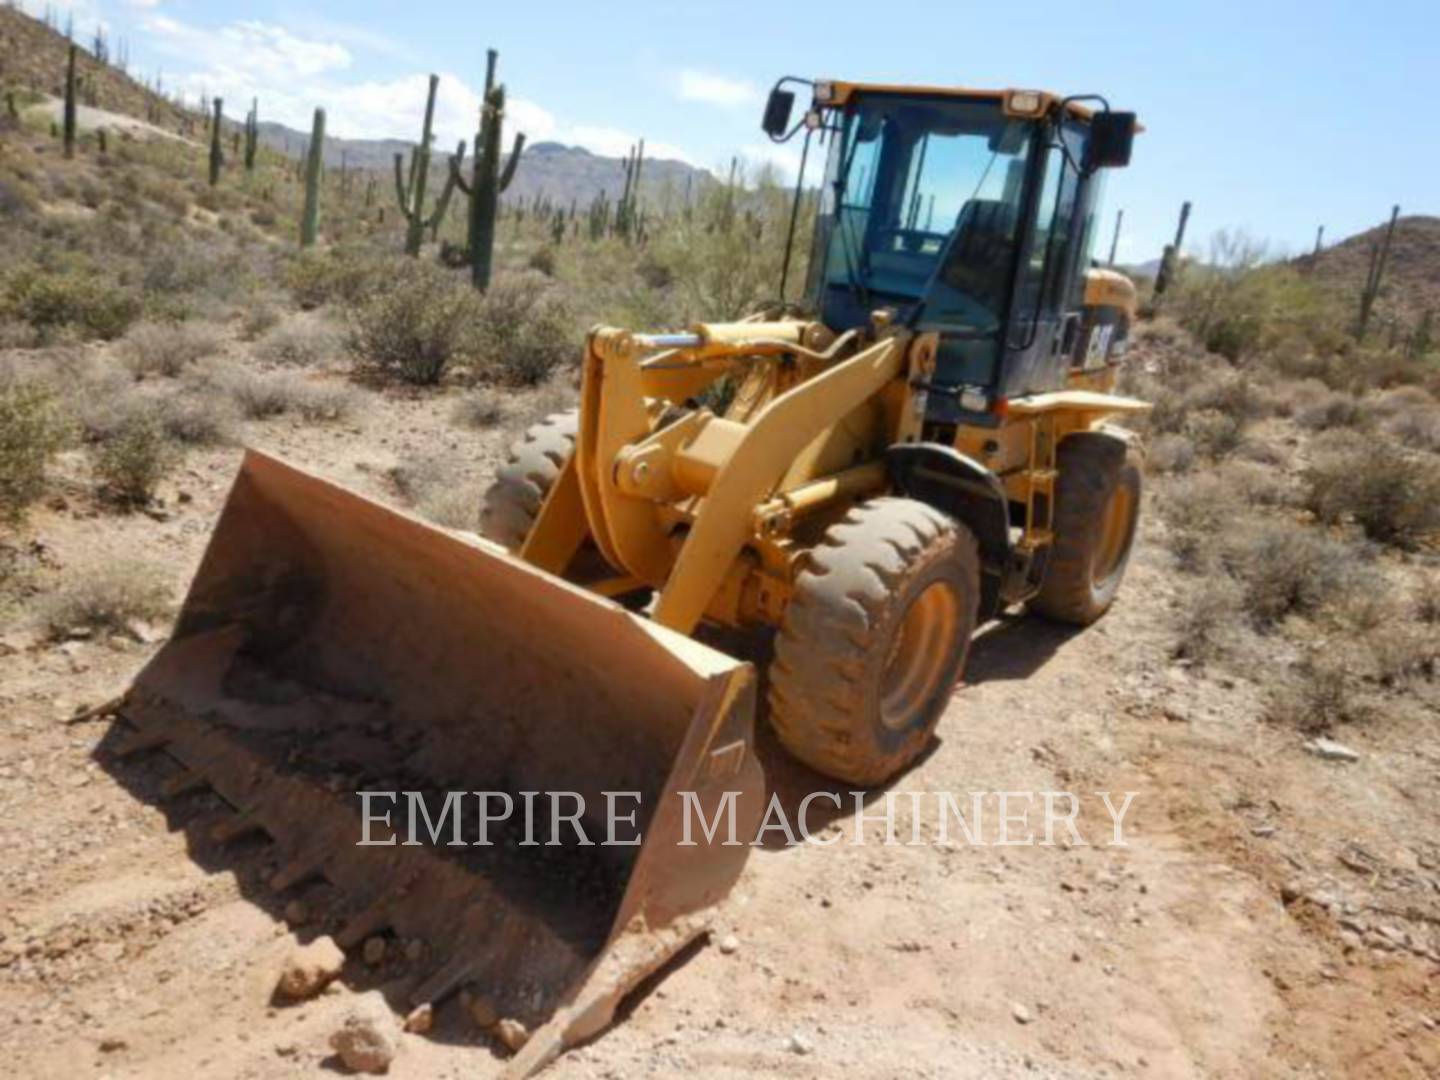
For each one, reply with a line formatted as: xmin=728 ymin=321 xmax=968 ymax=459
xmin=495 ymin=1017 xmax=530 ymax=1052
xmin=275 ymin=935 xmax=346 ymax=1001
xmin=402 ymin=1003 xmax=433 ymax=1034
xmin=329 ymin=992 xmax=400 ymax=1074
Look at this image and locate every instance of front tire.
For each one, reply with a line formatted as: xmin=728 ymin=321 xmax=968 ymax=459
xmin=768 ymin=497 xmax=980 ymax=786
xmin=1030 ymin=433 xmax=1142 ymax=625
xmin=478 ymin=409 xmax=578 ymax=550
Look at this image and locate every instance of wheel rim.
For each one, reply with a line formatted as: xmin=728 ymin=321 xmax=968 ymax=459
xmin=880 ymin=581 xmax=960 ymax=731
xmin=1092 ymin=481 xmax=1135 ymax=590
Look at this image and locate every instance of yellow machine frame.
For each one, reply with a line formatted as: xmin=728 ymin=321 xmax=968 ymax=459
xmin=520 ymin=280 xmax=1147 ymax=638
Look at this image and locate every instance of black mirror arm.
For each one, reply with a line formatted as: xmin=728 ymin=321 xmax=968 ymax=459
xmin=766 ymin=76 xmax=816 ymax=143
xmin=1057 ymin=93 xmax=1111 ymax=176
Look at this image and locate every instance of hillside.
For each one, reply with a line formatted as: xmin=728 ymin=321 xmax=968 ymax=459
xmin=1295 ymin=213 xmax=1440 ymax=331
xmin=0 ymin=5 xmax=192 ymax=134
xmin=2 ymin=4 xmax=713 ymax=214
xmin=255 ymin=121 xmax=715 ymax=210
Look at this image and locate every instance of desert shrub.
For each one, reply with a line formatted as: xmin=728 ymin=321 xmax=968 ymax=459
xmin=652 ymin=173 xmax=797 ymax=321
xmin=527 ymin=246 xmax=557 ymax=277
xmin=1417 ymin=574 xmax=1440 ymax=624
xmin=217 ymin=368 xmax=355 ymax=422
xmin=1221 ymin=459 xmax=1294 ymax=508
xmin=1234 ymin=433 xmax=1288 ymax=467
xmin=1363 ymin=384 xmax=1435 ymax=419
xmin=1171 ymin=576 xmax=1243 ymax=664
xmin=239 ymin=303 xmax=282 ymax=341
xmin=1220 ymin=519 xmax=1361 ymax=627
xmin=1382 ymin=406 xmax=1440 ymax=452
xmin=0 ymin=177 xmax=39 ymax=218
xmin=3 ymin=267 xmax=140 ymax=341
xmin=0 ymin=379 xmax=70 ymax=521
xmin=256 ymin=319 xmax=337 ymax=367
xmin=1185 ymin=409 xmax=1244 ymax=459
xmin=1169 ymin=233 xmax=1338 ymax=363
xmin=1267 ymin=647 xmax=1367 ymax=733
xmin=1303 ymin=437 xmax=1440 ymax=547
xmin=140 ymin=175 xmax=190 ymax=217
xmin=220 ymin=370 xmax=305 ymax=419
xmin=1185 ymin=372 xmax=1261 ymax=418
xmin=1147 ymin=433 xmax=1195 ymax=475
xmin=92 ymin=410 xmax=179 ymax=505
xmin=293 ymin=382 xmax=359 ymax=423
xmin=1294 ymin=390 xmax=1365 ymax=432
xmin=123 ymin=321 xmax=223 ymax=378
xmin=635 ymin=251 xmax=674 ymax=290
xmin=348 ymin=262 xmax=479 ymax=385
xmin=1145 ymin=384 xmax=1190 ymax=435
xmin=154 ymin=392 xmax=236 ymax=446
xmin=1325 ymin=568 xmax=1397 ymax=633
xmin=284 ymin=249 xmax=389 ymax=310
xmin=138 ymin=244 xmax=229 ymax=297
xmin=1158 ymin=474 xmax=1237 ymax=571
xmin=40 ymin=560 xmax=170 ymax=639
xmin=474 ymin=272 xmax=576 ymax=387
xmin=1367 ymin=624 xmax=1437 ymax=686
xmin=452 ymin=389 xmax=507 ymax=429
xmin=0 ymin=319 xmax=36 ymax=349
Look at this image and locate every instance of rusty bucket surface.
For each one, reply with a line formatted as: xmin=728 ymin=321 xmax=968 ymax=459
xmin=117 ymin=450 xmax=764 ymax=1074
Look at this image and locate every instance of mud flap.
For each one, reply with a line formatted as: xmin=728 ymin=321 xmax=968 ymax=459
xmin=115 ymin=450 xmax=764 ymax=1066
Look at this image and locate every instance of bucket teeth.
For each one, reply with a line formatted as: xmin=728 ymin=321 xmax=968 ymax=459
xmin=160 ymin=771 xmax=210 ymax=800
xmin=410 ymin=954 xmax=476 ymax=1006
xmin=112 ymin=729 xmax=171 ymax=759
xmin=270 ymin=857 xmax=323 ymax=892
xmin=337 ymin=901 xmax=391 ymax=949
xmin=209 ymin=813 xmax=267 ymax=844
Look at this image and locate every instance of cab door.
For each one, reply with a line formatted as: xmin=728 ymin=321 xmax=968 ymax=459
xmin=1001 ymin=122 xmax=1092 ymax=398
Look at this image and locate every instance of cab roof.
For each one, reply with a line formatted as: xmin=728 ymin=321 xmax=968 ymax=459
xmin=820 ymin=81 xmax=1134 ymax=126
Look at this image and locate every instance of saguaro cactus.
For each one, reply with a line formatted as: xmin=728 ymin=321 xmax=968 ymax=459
xmin=1357 ymin=205 xmax=1400 ymax=341
xmin=208 ymin=97 xmax=224 ymax=185
xmin=429 ymin=140 xmax=466 ymax=241
xmin=299 ymin=107 xmax=325 ymax=249
xmin=63 ymin=42 xmax=77 ymax=158
xmin=243 ymin=98 xmax=259 ymax=171
xmin=615 ymin=139 xmax=644 ymax=241
xmin=450 ymin=49 xmax=526 ymax=290
xmin=394 ymin=74 xmax=453 ymax=256
xmin=1153 ymin=200 xmax=1192 ymax=298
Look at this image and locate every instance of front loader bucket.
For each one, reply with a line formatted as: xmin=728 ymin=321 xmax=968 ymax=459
xmin=115 ymin=450 xmax=764 ymax=1074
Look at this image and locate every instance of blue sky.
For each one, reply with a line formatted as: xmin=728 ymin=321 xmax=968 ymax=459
xmin=31 ymin=0 xmax=1439 ymax=263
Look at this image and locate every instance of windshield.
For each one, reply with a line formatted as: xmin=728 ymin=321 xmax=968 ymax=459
xmin=815 ymin=96 xmax=1035 ymax=334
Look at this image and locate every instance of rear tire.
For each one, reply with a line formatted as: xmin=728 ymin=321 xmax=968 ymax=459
xmin=479 ymin=409 xmax=578 ymax=550
xmin=1030 ymin=433 xmax=1141 ymax=625
xmin=768 ymin=497 xmax=980 ymax=787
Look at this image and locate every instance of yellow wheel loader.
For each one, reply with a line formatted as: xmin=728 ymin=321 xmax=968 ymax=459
xmin=114 ymin=78 xmax=1146 ymax=1075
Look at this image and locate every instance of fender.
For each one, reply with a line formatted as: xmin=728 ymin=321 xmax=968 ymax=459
xmin=886 ymin=443 xmax=1013 ymax=620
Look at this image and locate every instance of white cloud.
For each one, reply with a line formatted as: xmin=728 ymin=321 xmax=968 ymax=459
xmin=129 ymin=12 xmax=706 ymax=166
xmin=144 ymin=16 xmax=350 ymax=83
xmin=678 ymin=70 xmax=759 ymax=108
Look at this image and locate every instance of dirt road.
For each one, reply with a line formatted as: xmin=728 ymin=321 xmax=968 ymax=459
xmin=1 ymin=383 xmax=1436 ymax=1078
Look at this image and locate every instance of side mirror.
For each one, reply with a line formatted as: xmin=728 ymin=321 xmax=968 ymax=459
xmin=762 ymin=88 xmax=795 ymax=138
xmin=1087 ymin=111 xmax=1136 ymax=170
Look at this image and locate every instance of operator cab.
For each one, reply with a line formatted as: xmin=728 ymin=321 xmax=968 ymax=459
xmin=763 ymin=80 xmax=1136 ymax=424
